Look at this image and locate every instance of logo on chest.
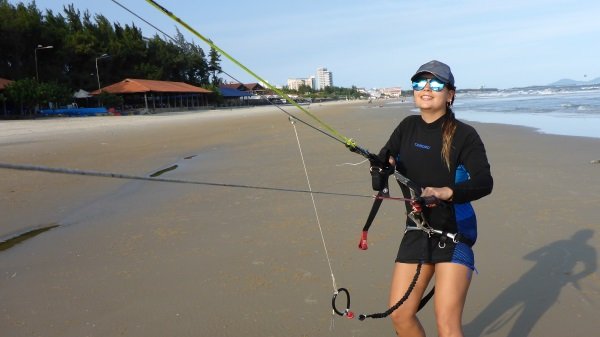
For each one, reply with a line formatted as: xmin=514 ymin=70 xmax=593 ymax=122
xmin=413 ymin=142 xmax=431 ymax=150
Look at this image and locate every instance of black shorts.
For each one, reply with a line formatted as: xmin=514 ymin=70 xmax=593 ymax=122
xmin=395 ymin=230 xmax=475 ymax=270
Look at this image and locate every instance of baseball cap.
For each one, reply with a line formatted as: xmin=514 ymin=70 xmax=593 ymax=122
xmin=410 ymin=60 xmax=455 ymax=87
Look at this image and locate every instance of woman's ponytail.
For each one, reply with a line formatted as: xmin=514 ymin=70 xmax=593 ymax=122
xmin=441 ymin=87 xmax=457 ymax=170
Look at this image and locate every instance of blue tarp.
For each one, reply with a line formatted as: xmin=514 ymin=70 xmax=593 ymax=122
xmin=218 ymin=87 xmax=252 ymax=97
xmin=39 ymin=107 xmax=108 ymax=117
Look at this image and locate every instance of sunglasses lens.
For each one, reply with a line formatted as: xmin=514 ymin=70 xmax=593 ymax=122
xmin=412 ymin=78 xmax=445 ymax=91
xmin=429 ymin=79 xmax=445 ymax=91
xmin=412 ymin=80 xmax=428 ymax=91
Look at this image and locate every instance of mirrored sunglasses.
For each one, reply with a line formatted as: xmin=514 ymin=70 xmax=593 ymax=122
xmin=412 ymin=78 xmax=446 ymax=92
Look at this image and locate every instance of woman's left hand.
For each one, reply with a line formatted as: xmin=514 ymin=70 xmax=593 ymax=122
xmin=421 ymin=187 xmax=454 ymax=201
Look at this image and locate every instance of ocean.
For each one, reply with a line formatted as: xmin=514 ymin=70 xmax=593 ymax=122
xmin=453 ymin=85 xmax=600 ymax=139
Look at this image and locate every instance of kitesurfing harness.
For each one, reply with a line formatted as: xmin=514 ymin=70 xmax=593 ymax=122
xmin=331 ymin=156 xmax=435 ymax=320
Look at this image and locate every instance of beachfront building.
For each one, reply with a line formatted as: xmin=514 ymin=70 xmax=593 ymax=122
xmin=381 ymin=87 xmax=403 ymax=98
xmin=317 ymin=67 xmax=333 ymax=90
xmin=221 ymin=83 xmax=247 ymax=92
xmin=221 ymin=82 xmax=268 ymax=96
xmin=286 ymin=77 xmax=314 ymax=91
xmin=244 ymin=83 xmax=267 ymax=95
xmin=218 ymin=85 xmax=252 ymax=107
xmin=92 ymin=78 xmax=213 ymax=113
xmin=221 ymin=82 xmax=278 ymax=105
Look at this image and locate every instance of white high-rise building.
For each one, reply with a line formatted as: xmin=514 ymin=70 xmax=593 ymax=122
xmin=316 ymin=67 xmax=333 ymax=89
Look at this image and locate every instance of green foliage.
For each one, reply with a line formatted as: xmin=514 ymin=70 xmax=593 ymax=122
xmin=4 ymin=78 xmax=73 ymax=115
xmin=296 ymin=83 xmax=313 ymax=95
xmin=37 ymin=81 xmax=72 ymax=107
xmin=208 ymin=47 xmax=222 ymax=86
xmin=4 ymin=77 xmax=39 ymax=115
xmin=0 ymin=0 xmax=219 ymax=94
xmin=282 ymin=84 xmax=368 ymax=101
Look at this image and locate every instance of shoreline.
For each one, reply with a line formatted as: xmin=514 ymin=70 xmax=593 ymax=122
xmin=3 ymin=97 xmax=598 ymax=142
xmin=0 ymin=99 xmax=363 ymax=139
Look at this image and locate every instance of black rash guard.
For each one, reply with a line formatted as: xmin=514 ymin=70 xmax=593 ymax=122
xmin=378 ymin=113 xmax=493 ymax=268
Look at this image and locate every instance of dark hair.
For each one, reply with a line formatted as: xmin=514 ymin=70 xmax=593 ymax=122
xmin=441 ymin=84 xmax=457 ymax=170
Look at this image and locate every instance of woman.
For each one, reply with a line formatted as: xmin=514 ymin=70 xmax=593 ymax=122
xmin=376 ymin=60 xmax=493 ymax=336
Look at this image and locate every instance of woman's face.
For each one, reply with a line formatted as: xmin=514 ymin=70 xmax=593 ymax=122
xmin=412 ymin=73 xmax=455 ymax=113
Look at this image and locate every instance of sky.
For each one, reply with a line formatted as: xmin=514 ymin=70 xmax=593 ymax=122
xmin=22 ymin=0 xmax=600 ymax=89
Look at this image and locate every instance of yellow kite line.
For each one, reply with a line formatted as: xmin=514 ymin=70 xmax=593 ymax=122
xmin=145 ymin=0 xmax=360 ymax=151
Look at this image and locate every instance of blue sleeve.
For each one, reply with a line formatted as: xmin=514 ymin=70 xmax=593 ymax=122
xmin=453 ymin=129 xmax=493 ymax=203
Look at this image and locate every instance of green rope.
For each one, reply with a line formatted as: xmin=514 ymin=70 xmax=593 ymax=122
xmin=145 ymin=0 xmax=359 ymax=151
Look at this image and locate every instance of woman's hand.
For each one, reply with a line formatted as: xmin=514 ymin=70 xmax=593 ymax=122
xmin=421 ymin=186 xmax=454 ymax=201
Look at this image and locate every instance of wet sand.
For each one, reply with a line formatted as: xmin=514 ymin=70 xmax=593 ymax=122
xmin=1 ymin=100 xmax=599 ymax=336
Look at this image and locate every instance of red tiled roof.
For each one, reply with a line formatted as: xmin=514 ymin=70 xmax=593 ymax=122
xmin=221 ymin=83 xmax=266 ymax=91
xmin=92 ymin=79 xmax=212 ymax=95
xmin=0 ymin=77 xmax=13 ymax=90
xmin=221 ymin=83 xmax=246 ymax=90
xmin=244 ymin=83 xmax=264 ymax=90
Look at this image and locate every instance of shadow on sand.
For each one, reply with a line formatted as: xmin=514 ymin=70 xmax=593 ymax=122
xmin=464 ymin=229 xmax=596 ymax=337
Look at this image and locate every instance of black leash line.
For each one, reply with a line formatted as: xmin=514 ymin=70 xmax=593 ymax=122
xmin=0 ymin=162 xmax=373 ymax=199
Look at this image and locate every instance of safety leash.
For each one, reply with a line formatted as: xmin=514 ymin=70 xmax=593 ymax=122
xmin=331 ymin=159 xmax=439 ymax=320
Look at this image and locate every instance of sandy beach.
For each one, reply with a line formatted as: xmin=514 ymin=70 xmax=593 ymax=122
xmin=1 ymin=100 xmax=599 ymax=336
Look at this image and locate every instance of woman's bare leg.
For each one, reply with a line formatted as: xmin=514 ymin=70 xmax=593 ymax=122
xmin=433 ymin=263 xmax=473 ymax=337
xmin=389 ymin=262 xmax=435 ymax=336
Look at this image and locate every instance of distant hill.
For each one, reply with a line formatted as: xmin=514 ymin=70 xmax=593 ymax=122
xmin=548 ymin=77 xmax=600 ymax=86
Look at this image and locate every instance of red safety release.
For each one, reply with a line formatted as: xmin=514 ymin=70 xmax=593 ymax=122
xmin=358 ymin=231 xmax=368 ymax=250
